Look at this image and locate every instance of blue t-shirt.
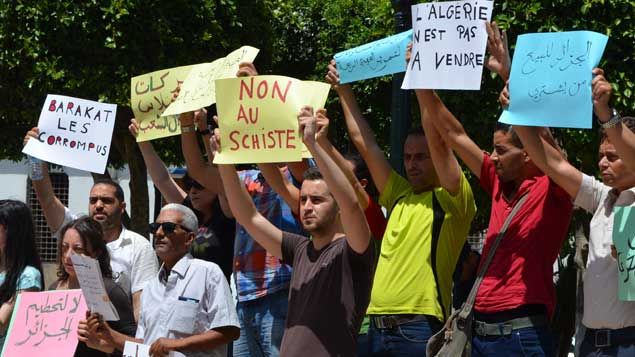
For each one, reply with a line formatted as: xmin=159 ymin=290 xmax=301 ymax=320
xmin=0 ymin=266 xmax=42 ymax=348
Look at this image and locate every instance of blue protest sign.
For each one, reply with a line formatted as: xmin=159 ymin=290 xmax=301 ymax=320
xmin=613 ymin=206 xmax=635 ymax=301
xmin=499 ymin=31 xmax=608 ymax=128
xmin=335 ymin=30 xmax=412 ymax=84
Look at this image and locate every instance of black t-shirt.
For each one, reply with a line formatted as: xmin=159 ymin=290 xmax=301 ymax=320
xmin=280 ymin=232 xmax=374 ymax=357
xmin=183 ymin=197 xmax=236 ymax=281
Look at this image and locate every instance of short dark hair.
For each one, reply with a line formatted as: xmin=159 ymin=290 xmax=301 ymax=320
xmin=601 ymin=116 xmax=635 ymax=143
xmin=303 ymin=167 xmax=324 ymax=181
xmin=92 ymin=179 xmax=125 ymax=202
xmin=494 ymin=123 xmax=523 ymax=149
xmin=344 ymin=152 xmax=378 ymax=201
xmin=57 ymin=216 xmax=113 ymax=282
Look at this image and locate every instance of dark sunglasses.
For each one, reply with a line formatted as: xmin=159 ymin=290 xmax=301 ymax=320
xmin=148 ymin=222 xmax=191 ymax=235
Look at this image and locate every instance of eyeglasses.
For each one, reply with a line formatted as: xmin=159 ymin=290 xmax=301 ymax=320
xmin=148 ymin=222 xmax=191 ymax=235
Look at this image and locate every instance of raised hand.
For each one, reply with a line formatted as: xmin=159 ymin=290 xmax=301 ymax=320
xmin=298 ymin=106 xmax=317 ymax=145
xmin=128 ymin=118 xmax=141 ymax=138
xmin=236 ymin=62 xmax=258 ymax=77
xmin=485 ymin=21 xmax=511 ymax=81
xmin=592 ymin=68 xmax=612 ymax=122
xmin=315 ymin=109 xmax=330 ymax=145
xmin=209 ymin=115 xmax=222 ymax=156
xmin=406 ymin=41 xmax=413 ymax=64
xmin=325 ymin=60 xmax=341 ymax=89
xmin=194 ymin=108 xmax=208 ymax=131
xmin=499 ymin=81 xmax=510 ymax=108
xmin=23 ymin=127 xmax=40 ymax=147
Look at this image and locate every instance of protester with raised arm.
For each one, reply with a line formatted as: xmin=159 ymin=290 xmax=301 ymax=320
xmin=129 ymin=117 xmax=235 ymax=282
xmin=505 ymin=70 xmax=635 ymax=356
xmin=326 ymin=59 xmax=476 ymax=355
xmin=79 ymin=204 xmax=240 ymax=357
xmin=178 ymin=62 xmax=309 ymax=357
xmin=23 ymin=129 xmax=157 ymax=322
xmin=415 ymin=24 xmax=574 ymax=355
xmin=213 ymin=106 xmax=374 ymax=356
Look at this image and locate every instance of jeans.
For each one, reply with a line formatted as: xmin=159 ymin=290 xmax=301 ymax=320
xmin=579 ymin=333 xmax=635 ymax=356
xmin=472 ymin=326 xmax=554 ymax=357
xmin=365 ymin=316 xmax=441 ymax=356
xmin=232 ymin=289 xmax=288 ymax=357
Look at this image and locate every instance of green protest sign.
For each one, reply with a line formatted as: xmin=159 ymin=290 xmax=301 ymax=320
xmin=613 ymin=205 xmax=635 ymax=301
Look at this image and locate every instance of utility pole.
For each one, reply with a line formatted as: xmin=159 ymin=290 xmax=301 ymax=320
xmin=389 ymin=0 xmax=413 ymax=174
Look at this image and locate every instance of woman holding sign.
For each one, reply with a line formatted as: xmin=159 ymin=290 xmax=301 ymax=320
xmin=52 ymin=217 xmax=136 ymax=357
xmin=0 ymin=200 xmax=44 ymax=349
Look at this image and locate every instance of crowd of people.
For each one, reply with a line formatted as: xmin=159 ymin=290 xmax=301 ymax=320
xmin=0 ymin=22 xmax=633 ymax=357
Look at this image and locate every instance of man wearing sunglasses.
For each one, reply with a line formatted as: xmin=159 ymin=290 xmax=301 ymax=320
xmin=23 ymin=127 xmax=159 ymax=322
xmin=80 ymin=203 xmax=240 ymax=357
xmin=214 ymin=107 xmax=374 ymax=356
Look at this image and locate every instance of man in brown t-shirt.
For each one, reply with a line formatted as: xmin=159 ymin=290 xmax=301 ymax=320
xmin=214 ymin=105 xmax=374 ymax=356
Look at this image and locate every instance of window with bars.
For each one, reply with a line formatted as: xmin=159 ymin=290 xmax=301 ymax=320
xmin=27 ymin=173 xmax=69 ymax=262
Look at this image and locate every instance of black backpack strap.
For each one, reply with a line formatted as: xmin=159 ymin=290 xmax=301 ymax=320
xmin=430 ymin=191 xmax=447 ymax=321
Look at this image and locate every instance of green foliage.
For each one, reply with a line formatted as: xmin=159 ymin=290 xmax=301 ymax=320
xmin=1 ymin=0 xmax=634 ymax=230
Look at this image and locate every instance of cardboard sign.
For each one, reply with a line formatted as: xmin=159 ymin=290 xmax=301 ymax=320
xmin=22 ymin=95 xmax=117 ymax=174
xmin=335 ymin=30 xmax=412 ymax=84
xmin=2 ymin=290 xmax=87 ymax=357
xmin=161 ymin=46 xmax=260 ymax=117
xmin=613 ymin=206 xmax=635 ymax=301
xmin=213 ymin=76 xmax=330 ymax=164
xmin=131 ymin=65 xmax=195 ymax=142
xmin=70 ymin=255 xmax=119 ymax=321
xmin=402 ymin=0 xmax=494 ymax=90
xmin=499 ymin=31 xmax=608 ymax=128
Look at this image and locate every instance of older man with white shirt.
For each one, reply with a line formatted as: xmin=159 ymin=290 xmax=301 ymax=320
xmin=80 ymin=203 xmax=239 ymax=357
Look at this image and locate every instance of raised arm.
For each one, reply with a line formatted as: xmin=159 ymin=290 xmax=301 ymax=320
xmin=299 ymin=106 xmax=371 ymax=253
xmin=485 ymin=21 xmax=511 ymax=82
xmin=593 ymin=68 xmax=635 ymax=173
xmin=325 ymin=60 xmax=392 ymax=193
xmin=513 ymin=126 xmax=582 ymax=198
xmin=415 ymin=90 xmax=463 ymax=195
xmin=418 ymin=91 xmax=484 ymax=178
xmin=179 ymin=110 xmax=224 ymax=194
xmin=23 ymin=128 xmax=66 ymax=232
xmin=258 ymin=163 xmax=300 ymax=215
xmin=129 ymin=119 xmax=186 ymax=204
xmin=211 ymin=130 xmax=284 ymax=259
xmin=315 ymin=109 xmax=370 ymax=210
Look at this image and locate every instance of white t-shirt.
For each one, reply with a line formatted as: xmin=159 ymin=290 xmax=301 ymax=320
xmin=59 ymin=207 xmax=158 ymax=296
xmin=575 ymin=174 xmax=635 ymax=329
xmin=136 ymin=254 xmax=239 ymax=357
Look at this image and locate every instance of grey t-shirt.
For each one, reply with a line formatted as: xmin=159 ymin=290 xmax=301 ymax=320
xmin=280 ymin=233 xmax=374 ymax=356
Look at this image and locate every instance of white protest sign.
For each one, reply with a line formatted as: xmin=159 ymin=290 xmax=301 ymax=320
xmin=70 ymin=254 xmax=119 ymax=321
xmin=22 ymin=94 xmax=117 ymax=173
xmin=123 ymin=341 xmax=184 ymax=357
xmin=402 ymin=0 xmax=494 ymax=90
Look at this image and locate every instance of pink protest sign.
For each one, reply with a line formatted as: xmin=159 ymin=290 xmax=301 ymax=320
xmin=2 ymin=290 xmax=87 ymax=357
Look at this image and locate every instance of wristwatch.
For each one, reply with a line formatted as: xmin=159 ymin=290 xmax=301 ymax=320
xmin=181 ymin=125 xmax=195 ymax=133
xmin=600 ymin=108 xmax=622 ymax=129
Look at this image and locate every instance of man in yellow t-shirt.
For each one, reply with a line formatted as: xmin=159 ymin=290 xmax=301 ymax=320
xmin=326 ymin=62 xmax=475 ymax=356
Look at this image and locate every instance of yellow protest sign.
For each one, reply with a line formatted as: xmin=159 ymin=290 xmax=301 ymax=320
xmin=131 ymin=65 xmax=195 ymax=142
xmin=161 ymin=46 xmax=260 ymax=117
xmin=213 ymin=75 xmax=330 ymax=164
xmin=298 ymin=81 xmax=331 ymax=158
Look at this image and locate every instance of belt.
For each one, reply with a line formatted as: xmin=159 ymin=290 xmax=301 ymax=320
xmin=474 ymin=315 xmax=547 ymax=336
xmin=369 ymin=314 xmax=430 ymax=329
xmin=584 ymin=326 xmax=635 ymax=348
